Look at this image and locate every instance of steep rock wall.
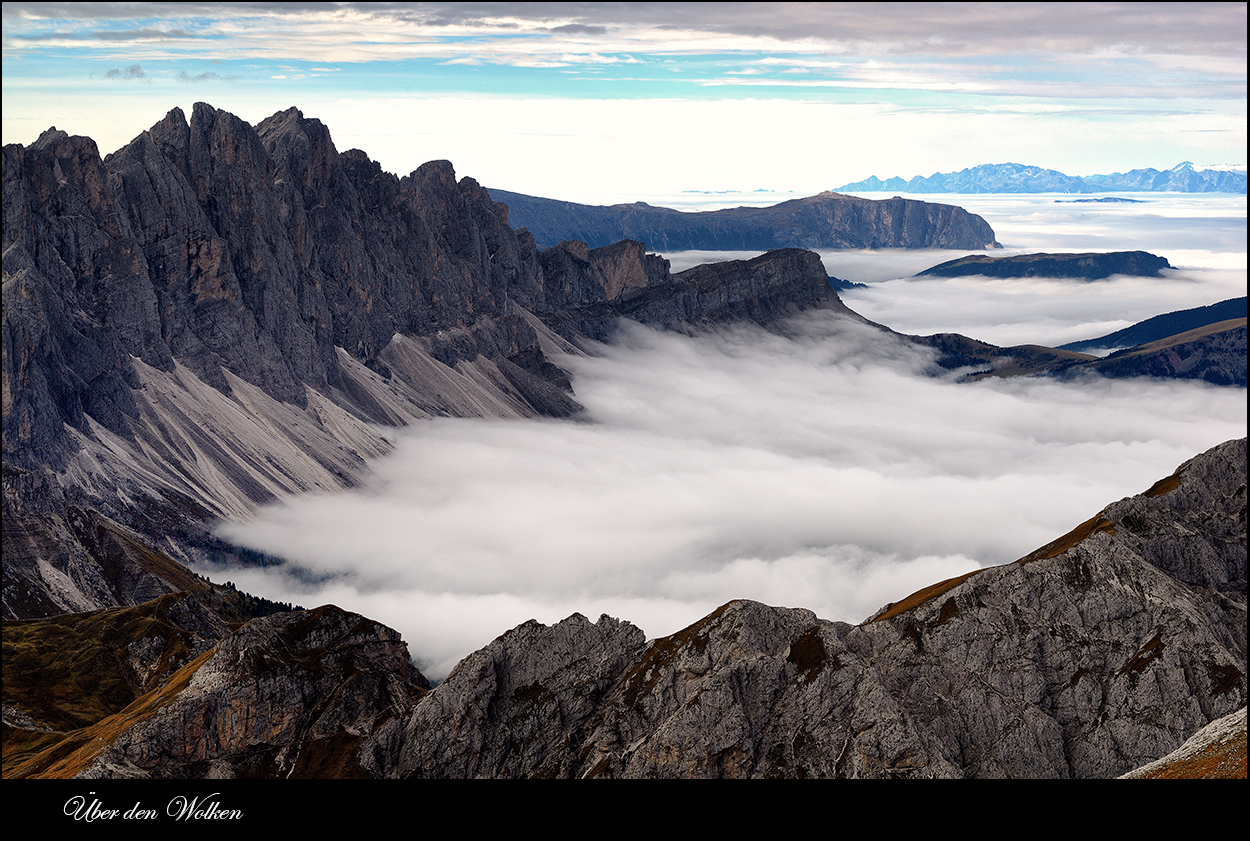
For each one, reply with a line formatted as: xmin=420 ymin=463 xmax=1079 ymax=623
xmin=4 ymin=103 xmax=875 ymax=619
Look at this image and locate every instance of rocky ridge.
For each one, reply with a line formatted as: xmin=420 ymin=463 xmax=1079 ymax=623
xmin=360 ymin=437 xmax=1246 ymax=779
xmin=6 ymin=438 xmax=1243 ymax=778
xmin=2 ymin=103 xmax=857 ymax=619
xmin=916 ymin=251 xmax=1172 ymax=280
xmin=487 ymin=188 xmax=1002 ymax=251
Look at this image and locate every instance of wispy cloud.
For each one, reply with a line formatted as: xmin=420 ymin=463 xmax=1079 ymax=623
xmin=103 ymin=62 xmax=146 ymax=79
xmin=4 ymin=3 xmax=1244 ymax=187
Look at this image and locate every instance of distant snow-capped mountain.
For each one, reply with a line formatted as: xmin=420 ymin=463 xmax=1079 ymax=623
xmin=836 ymin=162 xmax=1247 ymax=193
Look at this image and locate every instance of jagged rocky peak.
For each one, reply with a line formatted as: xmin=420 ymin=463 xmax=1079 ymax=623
xmin=256 ymin=105 xmax=343 ymax=196
xmin=9 ymin=102 xmax=877 ymax=620
xmin=145 ymin=105 xmax=190 ymax=156
xmin=32 ymin=126 xmax=72 ymax=149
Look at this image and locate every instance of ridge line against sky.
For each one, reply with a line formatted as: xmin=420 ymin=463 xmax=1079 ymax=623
xmin=3 ymin=2 xmax=1246 ymax=204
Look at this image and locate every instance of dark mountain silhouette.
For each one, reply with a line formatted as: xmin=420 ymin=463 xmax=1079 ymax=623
xmin=486 ymin=188 xmax=1002 ymax=251
xmin=1060 ymin=297 xmax=1248 ymax=353
xmin=916 ymin=251 xmax=1172 ymax=280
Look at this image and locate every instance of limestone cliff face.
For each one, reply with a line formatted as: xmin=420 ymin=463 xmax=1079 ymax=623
xmin=6 ymin=108 xmax=521 ymax=616
xmin=488 ymin=188 xmax=1002 ymax=251
xmin=4 ymin=105 xmax=877 ymax=623
xmin=540 ymin=245 xmax=859 ymax=342
xmin=3 ymin=105 xmax=564 ymax=469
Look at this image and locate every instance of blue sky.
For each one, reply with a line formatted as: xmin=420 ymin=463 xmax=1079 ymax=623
xmin=3 ymin=2 xmax=1246 ymax=203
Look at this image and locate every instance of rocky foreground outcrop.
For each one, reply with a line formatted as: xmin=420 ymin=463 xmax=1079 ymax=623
xmin=360 ymin=438 xmax=1246 ymax=779
xmin=6 ymin=601 xmax=427 ymax=779
xmin=7 ymin=438 xmax=1243 ymax=778
xmin=1119 ymin=707 xmax=1246 ymax=779
xmin=488 ymin=188 xmax=1002 ymax=251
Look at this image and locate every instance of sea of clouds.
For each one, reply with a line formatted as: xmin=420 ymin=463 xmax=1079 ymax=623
xmin=215 ymin=194 xmax=1247 ymax=679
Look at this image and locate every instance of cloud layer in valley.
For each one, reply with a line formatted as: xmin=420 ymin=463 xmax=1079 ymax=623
xmin=217 ymin=308 xmax=1246 ymax=679
xmin=214 ymin=192 xmax=1246 ymax=681
xmin=667 ymin=194 xmax=1249 ymax=348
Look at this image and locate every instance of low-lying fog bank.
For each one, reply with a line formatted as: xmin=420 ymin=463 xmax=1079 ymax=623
xmin=216 ymin=311 xmax=1246 ymax=679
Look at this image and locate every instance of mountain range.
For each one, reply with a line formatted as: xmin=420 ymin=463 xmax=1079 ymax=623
xmin=3 ymin=103 xmax=1245 ymax=779
xmin=836 ymin=162 xmax=1248 ymax=194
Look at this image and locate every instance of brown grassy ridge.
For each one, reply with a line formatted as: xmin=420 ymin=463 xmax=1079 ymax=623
xmin=869 ymin=570 xmax=983 ymax=624
xmin=1129 ymin=717 xmax=1247 ymax=779
xmin=7 ymin=647 xmax=215 ymax=778
xmin=867 ymin=512 xmax=1120 ymax=626
xmin=1097 ymin=318 xmax=1247 ymax=362
xmin=2 ymin=595 xmax=199 ymax=736
xmin=2 ymin=585 xmax=299 ymax=778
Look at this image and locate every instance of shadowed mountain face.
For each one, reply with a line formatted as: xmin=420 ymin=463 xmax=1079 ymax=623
xmin=2 ymin=103 xmax=856 ymax=619
xmin=487 ymin=188 xmax=1002 ymax=251
xmin=6 ymin=439 xmax=1243 ymax=779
